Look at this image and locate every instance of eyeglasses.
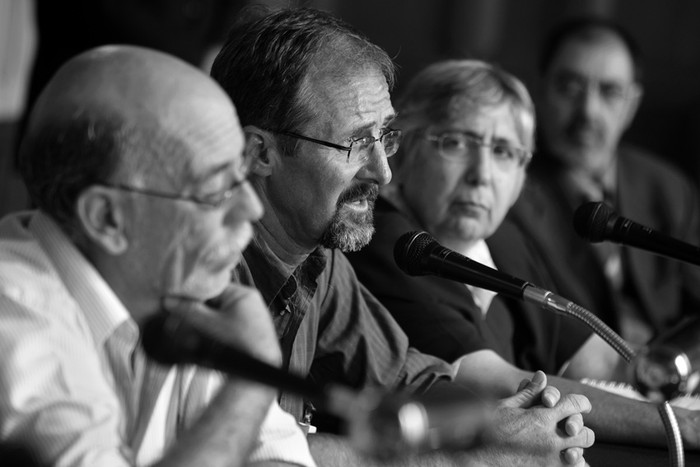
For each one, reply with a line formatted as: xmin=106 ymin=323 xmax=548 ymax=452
xmin=424 ymin=131 xmax=531 ymax=170
xmin=277 ymin=127 xmax=402 ymax=164
xmin=101 ymin=175 xmax=249 ymax=209
xmin=550 ymin=71 xmax=640 ymax=108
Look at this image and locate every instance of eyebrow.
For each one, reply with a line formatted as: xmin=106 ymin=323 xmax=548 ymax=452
xmin=349 ymin=113 xmax=398 ymax=139
xmin=190 ymin=161 xmax=238 ymax=185
xmin=443 ymin=129 xmax=521 ymax=146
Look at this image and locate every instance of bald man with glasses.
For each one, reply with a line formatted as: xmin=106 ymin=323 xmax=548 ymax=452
xmin=0 ymin=45 xmax=316 ymax=467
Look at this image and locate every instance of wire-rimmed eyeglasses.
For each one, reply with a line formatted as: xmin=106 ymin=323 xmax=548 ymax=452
xmin=277 ymin=127 xmax=402 ymax=164
xmin=100 ymin=175 xmax=249 ymax=209
xmin=424 ymin=131 xmax=531 ymax=170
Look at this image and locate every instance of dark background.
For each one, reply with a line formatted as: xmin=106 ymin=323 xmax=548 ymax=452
xmin=327 ymin=0 xmax=700 ymax=185
xmin=4 ymin=0 xmax=700 ymax=217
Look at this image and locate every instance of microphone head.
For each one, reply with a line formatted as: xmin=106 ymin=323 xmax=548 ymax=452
xmin=572 ymin=201 xmax=616 ymax=243
xmin=394 ymin=231 xmax=436 ymax=275
xmin=140 ymin=311 xmax=203 ymax=366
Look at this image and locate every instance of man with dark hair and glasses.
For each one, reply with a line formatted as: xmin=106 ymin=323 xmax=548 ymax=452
xmin=348 ymin=57 xmax=700 ymax=453
xmin=509 ymin=17 xmax=700 ymax=384
xmin=0 ymin=45 xmax=317 ymax=466
xmin=211 ymin=7 xmax=595 ymax=466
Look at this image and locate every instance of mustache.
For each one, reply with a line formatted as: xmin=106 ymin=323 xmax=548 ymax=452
xmin=337 ymin=183 xmax=379 ymax=206
xmin=565 ymin=114 xmax=603 ymax=134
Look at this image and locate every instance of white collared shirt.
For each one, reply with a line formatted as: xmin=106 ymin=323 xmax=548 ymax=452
xmin=0 ymin=211 xmax=315 ymax=467
xmin=460 ymin=240 xmax=498 ymax=317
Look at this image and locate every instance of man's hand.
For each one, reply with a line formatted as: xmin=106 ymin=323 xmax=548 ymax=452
xmin=477 ymin=371 xmax=594 ymax=466
xmin=163 ymin=283 xmax=282 ymax=367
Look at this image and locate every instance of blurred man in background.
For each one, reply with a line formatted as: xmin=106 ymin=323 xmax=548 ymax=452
xmin=510 ymin=16 xmax=700 ymax=381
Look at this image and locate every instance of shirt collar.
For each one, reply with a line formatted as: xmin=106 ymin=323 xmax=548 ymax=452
xmin=30 ymin=211 xmax=133 ymax=347
xmin=242 ymin=231 xmax=327 ymax=307
xmin=460 ymin=240 xmax=495 ymax=269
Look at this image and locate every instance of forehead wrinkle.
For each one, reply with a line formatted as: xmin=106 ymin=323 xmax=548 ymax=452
xmin=301 ymin=65 xmax=390 ymax=139
xmin=150 ymin=105 xmax=241 ymax=189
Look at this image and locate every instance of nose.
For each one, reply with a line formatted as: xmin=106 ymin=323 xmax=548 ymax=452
xmin=225 ymin=181 xmax=263 ymax=224
xmin=357 ymin=142 xmax=392 ymax=186
xmin=464 ymin=145 xmax=493 ymax=185
xmin=578 ymin=85 xmax=603 ymax=118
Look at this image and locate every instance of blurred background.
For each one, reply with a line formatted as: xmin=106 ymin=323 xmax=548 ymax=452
xmin=3 ymin=0 xmax=700 ymax=217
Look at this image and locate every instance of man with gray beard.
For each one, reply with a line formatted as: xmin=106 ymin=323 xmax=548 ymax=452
xmin=212 ymin=7 xmax=594 ymax=466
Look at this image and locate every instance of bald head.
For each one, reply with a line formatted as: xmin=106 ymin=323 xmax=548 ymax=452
xmin=20 ymin=45 xmax=239 ymax=236
xmin=29 ymin=45 xmax=228 ymax=136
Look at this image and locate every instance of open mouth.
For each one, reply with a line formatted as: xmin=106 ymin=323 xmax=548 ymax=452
xmin=344 ymin=198 xmax=369 ymax=211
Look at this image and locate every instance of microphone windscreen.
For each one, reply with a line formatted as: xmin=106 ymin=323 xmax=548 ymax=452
xmin=394 ymin=231 xmax=434 ymax=275
xmin=573 ymin=201 xmax=614 ymax=242
xmin=140 ymin=311 xmax=202 ymax=366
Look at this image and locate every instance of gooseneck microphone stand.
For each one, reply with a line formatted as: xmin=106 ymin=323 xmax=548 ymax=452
xmin=522 ymin=288 xmax=684 ymax=467
xmin=395 ymin=230 xmax=685 ymax=467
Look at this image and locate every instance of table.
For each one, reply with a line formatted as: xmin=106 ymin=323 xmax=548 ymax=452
xmin=587 ymin=442 xmax=700 ymax=466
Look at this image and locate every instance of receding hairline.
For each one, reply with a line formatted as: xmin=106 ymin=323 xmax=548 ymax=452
xmin=28 ymin=45 xmax=231 ymax=137
xmin=23 ymin=45 xmax=241 ymax=190
xmin=540 ymin=19 xmax=642 ymax=82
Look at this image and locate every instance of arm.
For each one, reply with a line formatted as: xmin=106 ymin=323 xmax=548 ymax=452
xmin=307 ymin=434 xmax=484 ymax=467
xmin=560 ymin=333 xmax=630 ymax=382
xmin=307 ymin=372 xmax=592 ymax=467
xmin=155 ymin=284 xmax=315 ymax=467
xmin=454 ymin=348 xmax=700 ymax=449
xmin=0 ymin=285 xmax=313 ymax=467
xmin=157 ymin=377 xmax=278 ymax=467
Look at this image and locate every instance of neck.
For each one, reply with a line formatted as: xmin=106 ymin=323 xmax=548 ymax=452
xmin=256 ymin=216 xmax=312 ymax=273
xmin=88 ymin=248 xmax=158 ymax=327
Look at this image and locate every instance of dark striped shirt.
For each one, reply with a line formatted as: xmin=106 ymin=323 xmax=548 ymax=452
xmin=232 ymin=235 xmax=458 ymax=423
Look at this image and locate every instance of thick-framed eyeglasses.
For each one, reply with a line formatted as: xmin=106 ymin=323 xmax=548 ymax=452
xmin=277 ymin=127 xmax=402 ymax=164
xmin=424 ymin=131 xmax=531 ymax=170
xmin=100 ymin=175 xmax=249 ymax=209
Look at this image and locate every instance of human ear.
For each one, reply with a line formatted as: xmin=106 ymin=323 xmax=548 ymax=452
xmin=75 ymin=186 xmax=128 ymax=255
xmin=243 ymin=125 xmax=281 ymax=177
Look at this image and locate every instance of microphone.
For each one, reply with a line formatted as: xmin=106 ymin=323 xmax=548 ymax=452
xmin=394 ymin=231 xmax=636 ymax=362
xmin=573 ymin=201 xmax=700 ymax=266
xmin=140 ymin=309 xmax=492 ymax=458
xmin=394 ymin=230 xmax=528 ymax=299
xmin=394 ymin=231 xmax=688 ymax=464
xmin=632 ymin=315 xmax=700 ymax=402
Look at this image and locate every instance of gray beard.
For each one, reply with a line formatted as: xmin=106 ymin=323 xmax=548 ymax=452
xmin=319 ymin=200 xmax=376 ymax=252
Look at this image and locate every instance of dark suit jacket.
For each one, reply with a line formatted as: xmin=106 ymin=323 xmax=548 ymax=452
xmin=346 ymin=196 xmax=591 ymax=373
xmin=509 ymin=145 xmax=700 ymax=336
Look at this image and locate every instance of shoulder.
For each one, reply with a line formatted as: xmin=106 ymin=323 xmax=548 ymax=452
xmin=619 ymin=145 xmax=690 ymax=183
xmin=0 ymin=214 xmax=73 ymax=314
xmin=618 ymin=144 xmax=699 ymax=216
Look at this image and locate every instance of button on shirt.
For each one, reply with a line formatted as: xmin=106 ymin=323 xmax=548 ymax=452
xmin=0 ymin=211 xmax=316 ymax=467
